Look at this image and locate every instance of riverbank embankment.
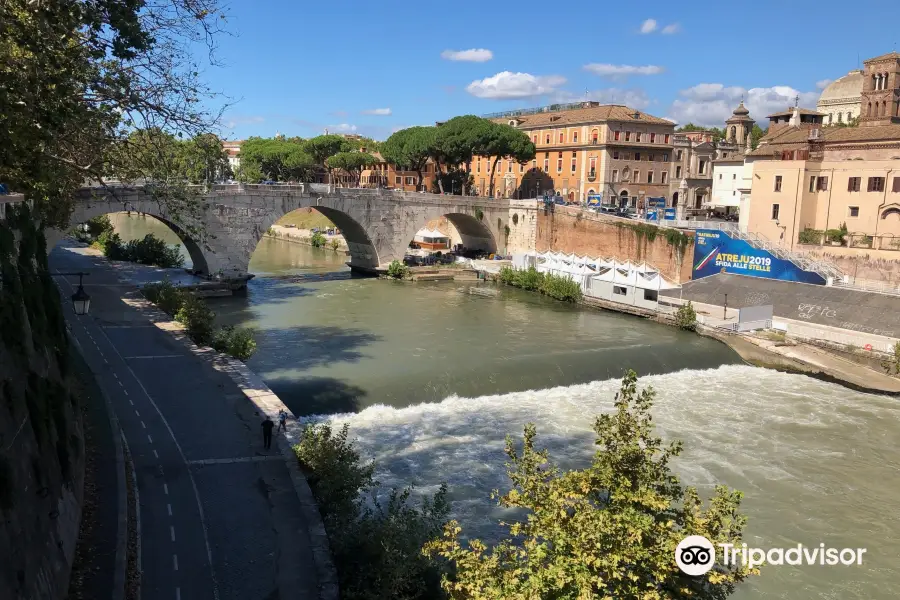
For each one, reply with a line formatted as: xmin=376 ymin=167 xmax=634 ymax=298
xmin=264 ymin=225 xmax=348 ymax=250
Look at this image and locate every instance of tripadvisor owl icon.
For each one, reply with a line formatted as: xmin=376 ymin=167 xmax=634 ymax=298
xmin=675 ymin=535 xmax=716 ymax=576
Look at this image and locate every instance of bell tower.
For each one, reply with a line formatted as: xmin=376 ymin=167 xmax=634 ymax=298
xmin=859 ymin=51 xmax=900 ymax=126
xmin=725 ymin=101 xmax=755 ymax=149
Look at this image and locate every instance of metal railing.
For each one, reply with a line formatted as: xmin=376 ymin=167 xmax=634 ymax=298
xmin=831 ymin=278 xmax=900 ymax=297
xmin=729 ymin=230 xmax=845 ymax=281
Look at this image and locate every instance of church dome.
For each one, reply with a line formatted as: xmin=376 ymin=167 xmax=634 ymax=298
xmin=818 ymin=70 xmax=864 ymax=102
xmin=733 ymin=101 xmax=750 ymax=116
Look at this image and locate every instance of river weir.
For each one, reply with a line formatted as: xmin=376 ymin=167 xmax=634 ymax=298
xmin=113 ymin=213 xmax=900 ymax=599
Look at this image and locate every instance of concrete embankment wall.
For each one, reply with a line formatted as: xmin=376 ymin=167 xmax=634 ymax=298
xmin=533 ymin=207 xmax=695 ymax=283
xmin=799 ymin=245 xmax=900 ymax=285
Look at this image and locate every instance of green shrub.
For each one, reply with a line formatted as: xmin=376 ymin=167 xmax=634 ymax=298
xmin=798 ymin=228 xmax=823 ymax=245
xmin=497 ymin=266 xmax=582 ymax=302
xmin=212 ymin=326 xmax=257 ymax=361
xmin=86 ymin=215 xmax=114 ymax=238
xmin=175 ymin=294 xmax=215 ymax=346
xmin=387 ymin=260 xmax=410 ymax=279
xmin=310 ymin=231 xmax=327 ymax=247
xmin=294 ymin=423 xmax=449 ymax=600
xmin=100 ymin=232 xmax=183 ymax=267
xmin=330 ymin=238 xmax=341 ymax=251
xmin=675 ymin=301 xmax=698 ymax=331
xmin=143 ymin=280 xmax=186 ymax=315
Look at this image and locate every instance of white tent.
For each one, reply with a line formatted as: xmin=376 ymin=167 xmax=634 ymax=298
xmin=586 ymin=260 xmax=679 ymax=309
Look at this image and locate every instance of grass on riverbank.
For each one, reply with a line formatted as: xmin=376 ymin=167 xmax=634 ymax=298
xmin=498 ymin=266 xmax=583 ymax=302
xmin=275 ymin=208 xmax=335 ymax=230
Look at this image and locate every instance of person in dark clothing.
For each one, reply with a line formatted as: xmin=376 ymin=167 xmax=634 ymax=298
xmin=261 ymin=416 xmax=275 ymax=450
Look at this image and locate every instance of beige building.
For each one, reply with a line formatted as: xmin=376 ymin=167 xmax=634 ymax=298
xmin=481 ymin=102 xmax=676 ymax=207
xmin=746 ymin=108 xmax=900 ymax=251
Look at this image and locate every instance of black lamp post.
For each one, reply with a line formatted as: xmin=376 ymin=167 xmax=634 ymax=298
xmin=59 ymin=272 xmax=91 ymax=315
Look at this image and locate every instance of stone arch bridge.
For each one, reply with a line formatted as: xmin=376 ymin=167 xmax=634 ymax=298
xmin=48 ymin=184 xmax=511 ymax=280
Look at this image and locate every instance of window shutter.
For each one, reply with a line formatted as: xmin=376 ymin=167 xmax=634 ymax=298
xmin=893 ymin=177 xmax=900 ymax=193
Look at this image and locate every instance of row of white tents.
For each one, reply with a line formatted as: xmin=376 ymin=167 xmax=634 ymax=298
xmin=512 ymin=250 xmax=681 ymax=309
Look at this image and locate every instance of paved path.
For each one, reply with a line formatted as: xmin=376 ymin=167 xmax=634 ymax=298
xmin=51 ymin=243 xmax=318 ymax=600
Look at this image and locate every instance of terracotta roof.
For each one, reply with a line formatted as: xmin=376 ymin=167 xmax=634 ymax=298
xmin=489 ymin=104 xmax=674 ymax=128
xmin=864 ymin=51 xmax=900 ymax=63
xmin=746 ymin=124 xmax=900 ymax=156
xmin=766 ymin=108 xmax=825 ymax=118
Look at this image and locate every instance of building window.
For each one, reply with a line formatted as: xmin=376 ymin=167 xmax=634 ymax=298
xmin=774 ymin=175 xmax=783 ymax=192
xmin=647 ymin=171 xmax=654 ymax=184
xmin=405 ymin=176 xmax=415 ymax=185
xmin=613 ymin=150 xmax=619 ymax=160
xmin=612 ymin=169 xmax=618 ymax=182
xmin=477 ymin=161 xmax=481 ymax=173
xmin=636 ymin=132 xmax=642 ymax=142
xmin=699 ymin=160 xmax=707 ymax=174
xmin=650 ymin=132 xmax=656 ymax=143
xmin=661 ymin=172 xmax=668 ymax=184
xmin=543 ymin=159 xmax=549 ymax=172
xmin=557 ymin=158 xmax=563 ymax=172
xmin=625 ymin=131 xmax=631 ymax=141
xmin=676 ymin=166 xmax=682 ymax=179
xmin=676 ymin=150 xmax=683 ymax=160
xmin=532 ymin=159 xmax=537 ymax=171
xmin=634 ymin=170 xmax=640 ymax=183
xmin=571 ymin=157 xmax=577 ymax=173
xmin=893 ymin=177 xmax=900 ymax=192
xmin=508 ymin=160 xmax=513 ymax=173
xmin=664 ymin=134 xmax=670 ymax=144
xmin=613 ymin=285 xmax=627 ymax=296
xmin=592 ymin=130 xmax=599 ymax=143
xmin=520 ymin=162 xmax=525 ymax=173
xmin=643 ymin=289 xmax=658 ymax=302
xmin=532 ymin=135 xmax=537 ymax=144
xmin=848 ymin=176 xmax=861 ymax=192
xmin=614 ymin=130 xmax=620 ymax=141
xmin=848 ymin=206 xmax=860 ymax=218
xmin=545 ymin=134 xmax=550 ymax=144
xmin=816 ymin=176 xmax=829 ymax=191
xmin=573 ymin=131 xmax=578 ymax=143
xmin=635 ymin=152 xmax=641 ymax=160
xmin=809 ymin=175 xmax=816 ymax=193
xmin=868 ymin=177 xmax=885 ymax=192
xmin=395 ymin=176 xmax=402 ymax=185
xmin=662 ymin=153 xmax=669 ymax=161
xmin=589 ymin=157 xmax=596 ymax=174
xmin=771 ymin=204 xmax=780 ymax=220
xmin=733 ymin=174 xmax=736 ymax=179
xmin=559 ymin=132 xmax=564 ymax=143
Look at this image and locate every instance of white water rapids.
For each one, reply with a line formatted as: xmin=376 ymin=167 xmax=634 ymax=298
xmin=310 ymin=364 xmax=900 ymax=599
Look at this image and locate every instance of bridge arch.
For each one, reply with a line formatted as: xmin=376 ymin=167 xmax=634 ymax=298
xmin=421 ymin=212 xmax=497 ymax=254
xmin=48 ymin=197 xmax=213 ymax=274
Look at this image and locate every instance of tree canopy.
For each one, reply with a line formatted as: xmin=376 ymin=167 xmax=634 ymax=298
xmin=1 ymin=0 xmax=228 ymax=229
xmin=326 ymin=152 xmax=376 ymax=186
xmin=426 ymin=370 xmax=756 ymax=599
xmin=238 ymin=137 xmax=314 ymax=182
xmin=381 ymin=127 xmax=436 ymax=186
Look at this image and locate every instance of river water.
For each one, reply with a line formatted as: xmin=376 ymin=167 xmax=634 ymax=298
xmin=113 ymin=214 xmax=900 ymax=599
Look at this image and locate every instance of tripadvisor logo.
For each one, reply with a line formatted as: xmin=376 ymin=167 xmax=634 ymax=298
xmin=675 ymin=535 xmax=867 ymax=576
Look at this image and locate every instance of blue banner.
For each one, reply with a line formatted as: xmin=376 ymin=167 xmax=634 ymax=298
xmin=647 ymin=197 xmax=666 ymax=208
xmin=646 ymin=210 xmax=658 ymax=221
xmin=587 ymin=194 xmax=602 ymax=206
xmin=664 ymin=208 xmax=676 ymax=220
xmin=692 ymin=229 xmax=826 ymax=284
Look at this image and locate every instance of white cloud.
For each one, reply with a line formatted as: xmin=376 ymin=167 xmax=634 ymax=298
xmin=583 ymin=64 xmax=665 ymax=79
xmin=816 ymin=79 xmax=833 ymax=90
xmin=640 ymin=19 xmax=658 ymax=34
xmin=551 ymin=88 xmax=651 ymax=109
xmin=666 ymin=83 xmax=822 ymax=127
xmin=328 ymin=123 xmax=358 ymax=133
xmin=441 ymin=48 xmax=493 ymax=62
xmin=465 ymin=71 xmax=566 ymax=99
xmin=362 ymin=108 xmax=392 ymax=116
xmin=661 ymin=23 xmax=681 ymax=34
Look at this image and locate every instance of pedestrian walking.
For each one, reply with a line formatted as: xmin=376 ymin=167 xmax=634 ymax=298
xmin=277 ymin=409 xmax=288 ymax=434
xmin=261 ymin=416 xmax=275 ymax=450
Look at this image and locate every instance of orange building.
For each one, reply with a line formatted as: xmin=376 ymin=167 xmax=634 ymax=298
xmin=475 ymin=101 xmax=676 ymax=207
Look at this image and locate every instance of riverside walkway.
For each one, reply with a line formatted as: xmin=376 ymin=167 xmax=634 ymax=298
xmin=50 ymin=241 xmax=319 ymax=600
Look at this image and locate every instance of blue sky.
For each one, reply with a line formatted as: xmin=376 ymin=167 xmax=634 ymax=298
xmin=206 ymin=0 xmax=894 ymax=140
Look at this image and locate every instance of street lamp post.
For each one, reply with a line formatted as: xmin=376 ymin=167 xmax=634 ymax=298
xmin=57 ymin=272 xmax=91 ymax=315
